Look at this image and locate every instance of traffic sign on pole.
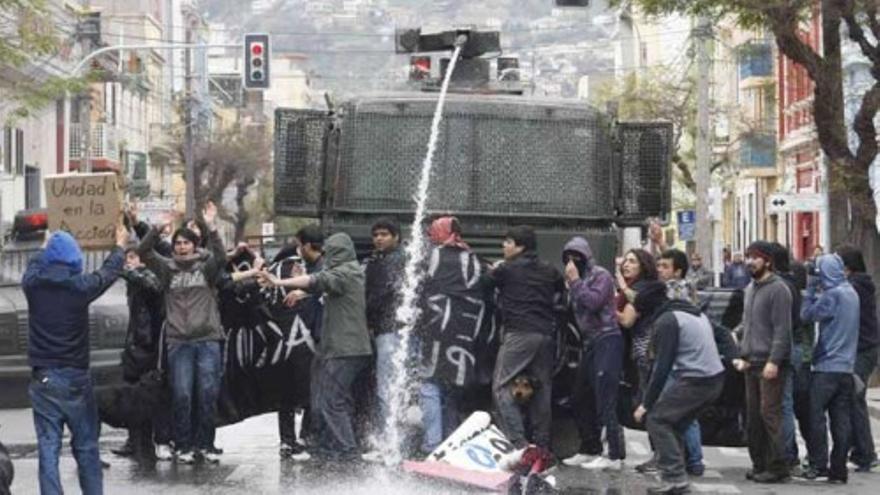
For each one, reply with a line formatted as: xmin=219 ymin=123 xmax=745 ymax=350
xmin=766 ymin=193 xmax=825 ymax=213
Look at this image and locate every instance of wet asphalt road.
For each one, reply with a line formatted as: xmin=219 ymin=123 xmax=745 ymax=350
xmin=8 ymin=413 xmax=880 ymax=494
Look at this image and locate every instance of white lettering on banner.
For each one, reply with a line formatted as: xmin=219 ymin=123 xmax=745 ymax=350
xmin=426 ymin=294 xmax=452 ymax=332
xmin=283 ymin=315 xmax=315 ymax=357
xmin=446 ymin=346 xmax=476 ymax=386
xmin=461 ymin=296 xmax=486 ymax=341
xmin=425 ymin=341 xmax=441 ymax=378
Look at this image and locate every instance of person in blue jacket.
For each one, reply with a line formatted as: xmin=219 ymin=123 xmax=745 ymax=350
xmin=800 ymin=253 xmax=859 ymax=484
xmin=22 ymin=223 xmax=129 ymax=495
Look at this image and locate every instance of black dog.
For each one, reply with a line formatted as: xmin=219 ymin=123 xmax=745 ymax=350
xmin=95 ymin=370 xmax=168 ymax=429
xmin=0 ymin=439 xmax=13 ymax=495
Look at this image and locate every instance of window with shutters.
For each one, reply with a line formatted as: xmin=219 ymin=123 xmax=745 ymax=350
xmin=15 ymin=129 xmax=23 ymax=175
xmin=1 ymin=127 xmax=11 ymax=175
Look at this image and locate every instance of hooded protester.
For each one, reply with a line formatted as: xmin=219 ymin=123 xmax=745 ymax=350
xmin=417 ymin=217 xmax=491 ymax=455
xmin=137 ymin=207 xmax=227 ymax=465
xmin=23 ymin=226 xmax=129 ymax=495
xmin=487 ymin=226 xmax=565 ymax=462
xmin=835 ymin=245 xmax=879 ymax=472
xmin=770 ymin=243 xmax=812 ymax=472
xmin=560 ymin=237 xmax=626 ymax=471
xmin=258 ymin=232 xmax=372 ymax=462
xmin=800 ymin=254 xmax=859 ymax=483
xmin=735 ymin=240 xmax=793 ymax=484
xmin=632 ymin=281 xmax=725 ymax=495
xmin=111 ymin=248 xmax=165 ymax=462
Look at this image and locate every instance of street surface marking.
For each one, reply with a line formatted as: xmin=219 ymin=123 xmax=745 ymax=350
xmin=692 ymin=483 xmax=741 ymax=493
xmin=627 ymin=441 xmax=650 ymax=456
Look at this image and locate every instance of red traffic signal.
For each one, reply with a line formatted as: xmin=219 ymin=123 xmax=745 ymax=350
xmin=244 ymin=34 xmax=270 ymax=89
xmin=410 ymin=56 xmax=431 ymax=81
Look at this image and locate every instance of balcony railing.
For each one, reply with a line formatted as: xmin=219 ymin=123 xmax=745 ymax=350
xmin=69 ymin=123 xmax=119 ymax=162
xmin=738 ymin=42 xmax=773 ymax=80
xmin=739 ymin=133 xmax=776 ymax=168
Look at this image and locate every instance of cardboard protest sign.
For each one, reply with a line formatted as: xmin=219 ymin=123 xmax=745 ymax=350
xmin=44 ymin=173 xmax=122 ymax=249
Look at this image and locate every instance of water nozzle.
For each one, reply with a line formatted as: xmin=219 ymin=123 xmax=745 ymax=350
xmin=454 ymin=34 xmax=468 ymax=47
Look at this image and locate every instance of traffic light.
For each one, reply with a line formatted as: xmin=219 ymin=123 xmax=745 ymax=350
xmin=244 ymin=33 xmax=270 ymax=90
xmin=409 ymin=56 xmax=431 ymax=81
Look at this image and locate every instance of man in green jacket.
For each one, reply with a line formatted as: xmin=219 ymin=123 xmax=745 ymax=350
xmin=259 ymin=232 xmax=373 ymax=461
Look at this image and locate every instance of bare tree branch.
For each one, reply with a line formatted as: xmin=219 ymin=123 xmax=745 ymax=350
xmin=853 ymin=81 xmax=880 ymax=168
xmin=841 ymin=0 xmax=880 ymax=66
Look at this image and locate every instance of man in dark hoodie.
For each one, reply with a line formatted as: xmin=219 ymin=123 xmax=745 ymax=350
xmin=769 ymin=242 xmax=811 ymax=471
xmin=734 ymin=240 xmax=792 ymax=484
xmin=23 ymin=224 xmax=129 ymax=495
xmin=801 ymin=253 xmax=859 ymax=483
xmin=835 ymin=245 xmax=879 ymax=472
xmin=632 ymin=281 xmax=725 ymax=495
xmin=488 ymin=226 xmax=565 ymax=459
xmin=259 ymin=232 xmax=372 ymax=462
xmin=560 ymin=236 xmax=626 ymax=471
xmin=137 ymin=206 xmax=227 ymax=465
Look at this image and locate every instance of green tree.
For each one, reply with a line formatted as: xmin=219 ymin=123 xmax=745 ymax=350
xmin=171 ymin=121 xmax=272 ymax=241
xmin=621 ymin=0 xmax=880 ymax=249
xmin=0 ymin=0 xmax=85 ymax=121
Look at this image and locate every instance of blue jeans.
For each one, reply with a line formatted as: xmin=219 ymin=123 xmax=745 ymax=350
xmin=661 ymin=375 xmax=703 ymax=469
xmin=29 ymin=367 xmax=103 ymax=495
xmin=168 ymin=340 xmax=222 ymax=452
xmin=374 ymin=332 xmax=400 ymax=431
xmin=419 ymin=381 xmax=462 ymax=453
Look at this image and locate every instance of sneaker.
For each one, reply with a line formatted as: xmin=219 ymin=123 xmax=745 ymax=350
xmin=280 ymin=443 xmax=294 ymax=459
xmin=111 ymin=440 xmax=134 ymax=458
xmin=562 ymin=453 xmax=596 ymax=466
xmin=802 ymin=467 xmax=829 ymax=480
xmin=686 ymin=464 xmax=705 ymax=477
xmin=745 ymin=470 xmax=759 ymax=481
xmin=581 ymin=457 xmax=623 ymax=471
xmin=636 ymin=458 xmax=660 ymax=474
xmin=646 ymin=481 xmax=690 ymax=494
xmin=753 ymin=471 xmax=790 ymax=484
xmin=361 ymin=450 xmax=384 ymax=463
xmin=789 ymin=464 xmax=806 ymax=478
xmin=175 ymin=450 xmax=196 ymax=465
xmin=200 ymin=449 xmax=221 ymax=464
xmin=206 ymin=445 xmax=223 ymax=455
xmin=155 ymin=444 xmax=174 ymax=461
xmin=827 ymin=477 xmax=847 ymax=484
xmin=289 ymin=447 xmax=312 ymax=463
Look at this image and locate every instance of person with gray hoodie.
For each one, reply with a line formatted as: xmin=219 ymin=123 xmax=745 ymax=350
xmin=560 ymin=236 xmax=626 ymax=471
xmin=137 ymin=207 xmax=227 ymax=465
xmin=259 ymin=232 xmax=372 ymax=462
xmin=800 ymin=253 xmax=859 ymax=483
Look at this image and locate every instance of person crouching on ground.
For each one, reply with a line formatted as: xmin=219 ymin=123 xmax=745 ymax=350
xmin=137 ymin=207 xmax=226 ymax=465
xmin=486 ymin=226 xmax=565 ymax=464
xmin=632 ymin=281 xmax=725 ymax=495
xmin=258 ymin=232 xmax=372 ymax=462
xmin=561 ymin=236 xmax=626 ymax=471
xmin=23 ymin=222 xmax=129 ymax=495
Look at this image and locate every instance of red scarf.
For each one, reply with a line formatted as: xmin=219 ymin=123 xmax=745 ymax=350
xmin=428 ymin=217 xmax=470 ymax=250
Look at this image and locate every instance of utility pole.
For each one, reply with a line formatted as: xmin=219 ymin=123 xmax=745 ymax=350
xmin=184 ymin=15 xmax=195 ymax=218
xmin=694 ymin=16 xmax=714 ymax=271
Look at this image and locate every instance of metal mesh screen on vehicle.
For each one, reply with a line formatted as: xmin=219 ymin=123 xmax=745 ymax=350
xmin=616 ymin=122 xmax=673 ymax=223
xmin=274 ymin=109 xmax=329 ymax=216
xmin=332 ymin=96 xmax=615 ymax=219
